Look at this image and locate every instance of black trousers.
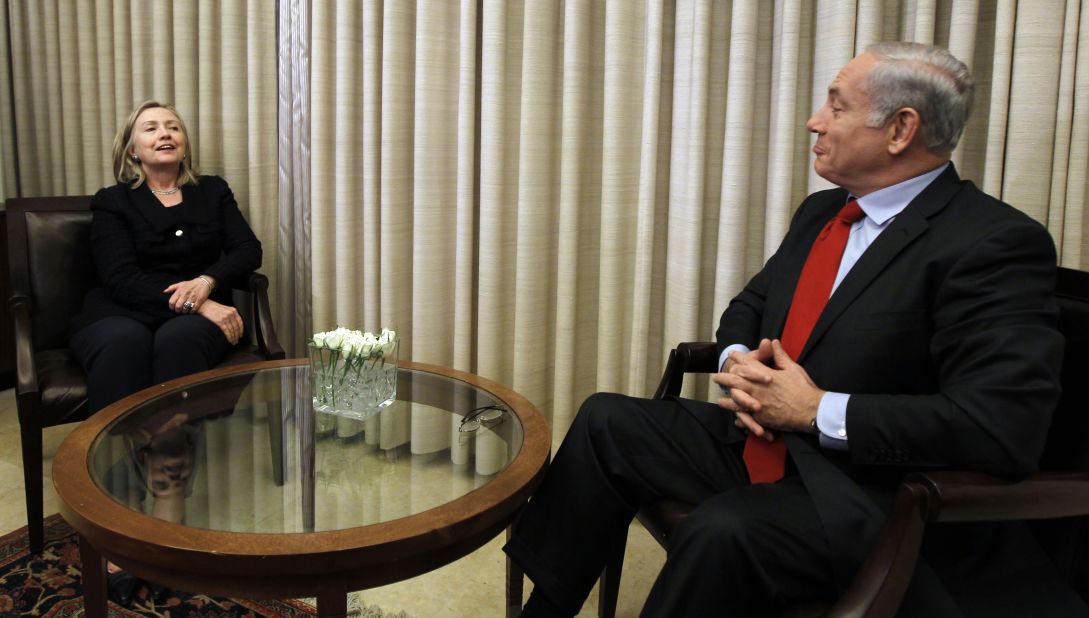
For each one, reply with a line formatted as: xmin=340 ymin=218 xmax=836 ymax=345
xmin=503 ymin=392 xmax=839 ymax=617
xmin=71 ymin=315 xmax=232 ymax=414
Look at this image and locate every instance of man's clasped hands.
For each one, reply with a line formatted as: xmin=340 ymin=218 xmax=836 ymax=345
xmin=714 ymin=338 xmax=826 ymax=441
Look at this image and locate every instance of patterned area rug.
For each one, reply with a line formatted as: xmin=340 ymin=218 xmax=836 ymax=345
xmin=0 ymin=514 xmax=409 ymax=617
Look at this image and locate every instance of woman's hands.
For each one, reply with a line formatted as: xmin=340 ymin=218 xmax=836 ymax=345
xmin=165 ymin=276 xmax=242 ymax=344
xmin=195 ymin=299 xmax=244 ymax=345
xmin=164 ymin=275 xmax=216 ymax=314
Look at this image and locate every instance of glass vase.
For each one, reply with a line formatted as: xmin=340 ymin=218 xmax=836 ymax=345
xmin=309 ymin=343 xmax=348 ymax=415
xmin=308 ymin=338 xmax=399 ymax=422
xmin=346 ymin=337 xmax=399 ymax=419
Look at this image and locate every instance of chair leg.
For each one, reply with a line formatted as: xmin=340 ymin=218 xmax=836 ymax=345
xmin=18 ymin=417 xmax=44 ymax=553
xmin=506 ymin=522 xmax=524 ymax=618
xmin=598 ymin=525 xmax=629 ymax=618
xmin=264 ymin=402 xmax=285 ymax=486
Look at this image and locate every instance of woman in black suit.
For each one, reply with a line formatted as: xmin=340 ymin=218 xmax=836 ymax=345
xmin=70 ymin=101 xmax=262 ymax=605
xmin=71 ymin=100 xmax=262 ymax=415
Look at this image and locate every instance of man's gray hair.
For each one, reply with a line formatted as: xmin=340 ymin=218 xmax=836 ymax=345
xmin=864 ymin=42 xmax=974 ymax=155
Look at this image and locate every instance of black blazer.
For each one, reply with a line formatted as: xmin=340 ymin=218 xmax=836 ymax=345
xmin=699 ymin=165 xmax=1077 ymax=614
xmin=72 ymin=175 xmax=262 ymax=334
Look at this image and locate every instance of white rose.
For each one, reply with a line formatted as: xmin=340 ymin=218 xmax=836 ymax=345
xmin=382 ymin=336 xmax=397 ymax=356
xmin=348 ymin=333 xmax=367 ymax=359
xmin=312 ymin=332 xmax=327 ymax=347
xmin=325 ymin=331 xmax=344 ymax=350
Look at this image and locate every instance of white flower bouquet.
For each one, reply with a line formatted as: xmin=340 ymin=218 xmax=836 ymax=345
xmin=308 ymin=326 xmax=399 ymax=420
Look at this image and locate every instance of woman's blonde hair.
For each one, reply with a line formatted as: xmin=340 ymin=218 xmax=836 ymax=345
xmin=112 ymin=100 xmax=199 ymax=187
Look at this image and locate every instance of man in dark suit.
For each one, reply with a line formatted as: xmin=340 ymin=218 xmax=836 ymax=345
xmin=505 ymin=42 xmax=1084 ymax=616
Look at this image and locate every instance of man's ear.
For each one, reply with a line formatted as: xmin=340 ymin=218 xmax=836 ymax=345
xmin=887 ymin=107 xmax=921 ymax=155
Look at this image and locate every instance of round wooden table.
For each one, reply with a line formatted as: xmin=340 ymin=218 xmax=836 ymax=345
xmin=53 ymin=359 xmax=550 ymax=617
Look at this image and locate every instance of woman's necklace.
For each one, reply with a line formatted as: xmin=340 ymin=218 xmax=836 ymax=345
xmin=150 ymin=186 xmax=180 ymax=196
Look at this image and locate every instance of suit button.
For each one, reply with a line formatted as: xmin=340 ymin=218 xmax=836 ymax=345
xmin=175 ymin=229 xmax=183 ymax=236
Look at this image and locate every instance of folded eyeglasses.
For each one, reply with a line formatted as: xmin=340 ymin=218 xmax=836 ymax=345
xmin=458 ymin=404 xmax=506 ymax=434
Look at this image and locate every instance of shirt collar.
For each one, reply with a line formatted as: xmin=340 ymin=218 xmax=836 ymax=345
xmin=854 ymin=162 xmax=949 ymax=225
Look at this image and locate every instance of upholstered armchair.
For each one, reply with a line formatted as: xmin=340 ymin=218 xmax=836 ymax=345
xmin=597 ymin=267 xmax=1089 ymax=617
xmin=6 ymin=195 xmax=285 ymax=552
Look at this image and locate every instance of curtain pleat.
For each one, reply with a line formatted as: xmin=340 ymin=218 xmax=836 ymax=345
xmin=980 ymin=0 xmax=1016 ymax=197
xmin=0 ymin=0 xmax=14 ymax=200
xmin=807 ymin=0 xmax=857 ymax=193
xmin=551 ymin=0 xmax=603 ymax=433
xmin=945 ymin=0 xmax=979 ymax=171
xmin=764 ymin=1 xmax=804 ymax=254
xmin=598 ymin=0 xmax=649 ymax=394
xmin=1001 ymin=1 xmax=1065 ymax=224
xmin=627 ymin=0 xmax=668 ymax=399
xmin=1062 ymin=3 xmax=1089 ymax=266
xmin=378 ymin=3 xmax=416 ymax=351
xmin=413 ymin=0 xmax=462 ymax=368
xmin=360 ymin=2 xmax=385 ymax=333
xmin=511 ymin=2 xmax=560 ymax=410
xmin=660 ymin=0 xmax=712 ymax=393
xmin=277 ymin=0 xmax=313 ymax=359
xmin=1046 ymin=0 xmax=1082 ymax=252
xmin=477 ymin=0 xmax=522 ymax=386
xmin=309 ymin=0 xmax=337 ymax=332
xmin=452 ymin=0 xmax=480 ymax=374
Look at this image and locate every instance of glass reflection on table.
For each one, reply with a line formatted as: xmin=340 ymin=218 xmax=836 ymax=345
xmin=88 ymin=365 xmax=525 ymax=534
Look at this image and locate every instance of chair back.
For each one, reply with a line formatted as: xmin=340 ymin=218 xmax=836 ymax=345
xmin=231 ymin=285 xmax=263 ymax=352
xmin=1035 ymin=267 xmax=1089 ymax=600
xmin=6 ymin=196 xmax=97 ymax=351
xmin=1044 ymin=267 xmax=1089 ymax=472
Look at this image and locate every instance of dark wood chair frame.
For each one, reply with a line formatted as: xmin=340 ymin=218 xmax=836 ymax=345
xmin=6 ymin=195 xmax=285 ymax=553
xmin=597 ymin=266 xmax=1089 ymax=617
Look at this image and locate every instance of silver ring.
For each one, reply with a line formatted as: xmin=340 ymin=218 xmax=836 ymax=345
xmin=182 ymin=300 xmax=195 ymax=312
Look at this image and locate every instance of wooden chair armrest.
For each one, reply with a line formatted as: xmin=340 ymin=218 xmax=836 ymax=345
xmin=908 ymin=470 xmax=1089 ymax=522
xmin=827 ymin=482 xmax=931 ymax=618
xmin=653 ymin=341 xmax=718 ymax=399
xmin=9 ymin=294 xmax=39 ymax=398
xmin=238 ymin=272 xmax=285 ymax=360
xmin=828 ymin=471 xmax=1089 ymax=617
xmin=678 ymin=341 xmax=719 ymax=372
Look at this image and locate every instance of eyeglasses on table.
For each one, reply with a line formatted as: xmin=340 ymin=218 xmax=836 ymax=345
xmin=458 ymin=404 xmax=506 ymax=444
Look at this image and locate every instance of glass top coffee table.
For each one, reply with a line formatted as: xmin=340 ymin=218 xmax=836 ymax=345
xmin=53 ymin=359 xmax=550 ymax=618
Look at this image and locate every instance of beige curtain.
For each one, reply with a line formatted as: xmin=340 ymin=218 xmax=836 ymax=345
xmin=3 ymin=1 xmax=1086 ymax=446
xmin=280 ymin=0 xmax=1089 ymax=445
xmin=0 ymin=0 xmax=278 ymax=295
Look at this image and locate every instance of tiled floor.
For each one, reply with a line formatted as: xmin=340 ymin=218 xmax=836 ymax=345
xmin=0 ymin=387 xmax=664 ymax=617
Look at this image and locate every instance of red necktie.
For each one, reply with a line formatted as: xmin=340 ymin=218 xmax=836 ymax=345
xmin=742 ymin=200 xmax=864 ymax=483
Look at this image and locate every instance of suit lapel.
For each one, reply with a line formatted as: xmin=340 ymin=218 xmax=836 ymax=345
xmin=178 ymin=182 xmax=207 ymax=224
xmin=128 ymin=182 xmax=206 ymax=231
xmin=128 ymin=183 xmax=177 ymax=232
xmin=797 ymin=164 xmax=965 ymax=361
